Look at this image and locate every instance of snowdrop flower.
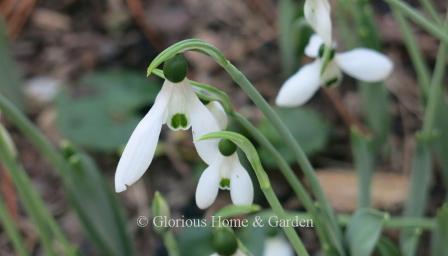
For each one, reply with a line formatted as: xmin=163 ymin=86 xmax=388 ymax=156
xmin=276 ymin=34 xmax=393 ymax=107
xmin=115 ymin=55 xmax=221 ymax=192
xmin=195 ymin=103 xmax=254 ymax=209
xmin=263 ymin=235 xmax=294 ymax=256
xmin=304 ymin=0 xmax=332 ymax=45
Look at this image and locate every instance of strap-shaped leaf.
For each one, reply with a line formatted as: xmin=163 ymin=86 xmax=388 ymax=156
xmin=345 ymin=208 xmax=387 ymax=256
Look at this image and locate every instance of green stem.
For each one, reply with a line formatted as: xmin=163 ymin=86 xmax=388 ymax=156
xmin=279 ymin=211 xmax=435 ymax=230
xmin=0 ymin=136 xmax=71 ymax=255
xmin=263 ymin=187 xmax=310 ymax=255
xmin=147 ymin=39 xmax=343 ymax=252
xmin=199 ymin=131 xmax=309 ymax=255
xmin=418 ymin=0 xmax=441 ymax=24
xmin=162 ymin=231 xmax=180 ymax=256
xmin=232 ymin=112 xmax=334 ymax=251
xmin=385 ymin=0 xmax=448 ymax=44
xmin=392 ymin=9 xmax=431 ymax=98
xmin=351 ymin=128 xmax=374 ymax=208
xmin=421 ymin=41 xmax=448 ymax=136
xmin=0 ymin=195 xmax=30 ymax=256
xmin=0 ymin=95 xmax=78 ymax=255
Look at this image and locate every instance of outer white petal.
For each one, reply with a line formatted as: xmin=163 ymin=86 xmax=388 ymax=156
xmin=186 ymin=83 xmax=222 ymax=165
xmin=304 ymin=0 xmax=332 ymax=45
xmin=305 ymin=34 xmax=324 ymax=58
xmin=263 ymin=237 xmax=294 ymax=256
xmin=275 ymin=60 xmax=321 ymax=107
xmin=206 ymin=101 xmax=228 ymax=130
xmin=115 ymin=83 xmax=173 ymax=192
xmin=195 ymin=161 xmax=222 ymax=209
xmin=335 ymin=48 xmax=394 ymax=82
xmin=230 ymin=158 xmax=254 ymax=205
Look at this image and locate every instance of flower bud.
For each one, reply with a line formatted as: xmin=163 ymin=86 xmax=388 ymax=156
xmin=218 ymin=139 xmax=237 ymax=156
xmin=212 ymin=227 xmax=238 ymax=256
xmin=152 ymin=191 xmax=171 ymax=234
xmin=163 ymin=54 xmax=188 ymax=83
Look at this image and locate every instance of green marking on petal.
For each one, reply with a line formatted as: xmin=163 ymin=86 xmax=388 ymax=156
xmin=219 ymin=178 xmax=231 ymax=189
xmin=324 ymin=77 xmax=340 ymax=87
xmin=170 ymin=113 xmax=189 ymax=129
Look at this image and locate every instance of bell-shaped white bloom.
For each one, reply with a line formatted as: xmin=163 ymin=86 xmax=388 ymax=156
xmin=115 ymin=79 xmax=221 ymax=192
xmin=304 ymin=0 xmax=332 ymax=45
xmin=195 ymin=150 xmax=254 ymax=209
xmin=210 ymin=250 xmax=247 ymax=256
xmin=263 ymin=236 xmax=294 ymax=256
xmin=276 ymin=34 xmax=393 ymax=107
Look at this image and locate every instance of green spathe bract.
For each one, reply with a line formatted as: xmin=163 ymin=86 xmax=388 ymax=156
xmin=163 ymin=54 xmax=188 ymax=83
xmin=219 ymin=139 xmax=237 ymax=156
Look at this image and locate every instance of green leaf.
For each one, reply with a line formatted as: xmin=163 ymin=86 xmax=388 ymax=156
xmin=278 ymin=1 xmax=311 ymax=77
xmin=214 ymin=204 xmax=261 ymax=218
xmin=56 ymin=69 xmax=160 ymax=151
xmin=400 ymin=138 xmax=432 ymax=255
xmin=62 ymin=143 xmax=134 ymax=256
xmin=431 ymin=205 xmax=448 ymax=256
xmin=0 ymin=195 xmax=30 ymax=256
xmin=376 ymin=236 xmax=400 ymax=256
xmin=345 ymin=208 xmax=387 ymax=256
xmin=0 ymin=19 xmax=23 ymax=109
xmin=178 ymin=226 xmax=215 ymax=256
xmin=351 ymin=128 xmax=374 ymax=208
xmin=257 ymin=108 xmax=330 ymax=167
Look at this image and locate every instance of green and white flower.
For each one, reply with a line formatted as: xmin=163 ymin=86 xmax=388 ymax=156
xmin=115 ymin=56 xmax=221 ymax=192
xmin=276 ymin=34 xmax=394 ymax=107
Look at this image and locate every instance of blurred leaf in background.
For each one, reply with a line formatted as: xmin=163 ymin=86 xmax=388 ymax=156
xmin=257 ymin=108 xmax=330 ymax=167
xmin=278 ymin=0 xmax=312 ymax=77
xmin=56 ymin=69 xmax=160 ymax=152
xmin=0 ymin=19 xmax=23 ymax=109
xmin=345 ymin=208 xmax=386 ymax=256
xmin=178 ymin=226 xmax=215 ymax=256
xmin=62 ymin=143 xmax=134 ymax=256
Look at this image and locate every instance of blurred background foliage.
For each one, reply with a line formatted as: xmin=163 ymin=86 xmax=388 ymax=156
xmin=0 ymin=0 xmax=447 ymax=255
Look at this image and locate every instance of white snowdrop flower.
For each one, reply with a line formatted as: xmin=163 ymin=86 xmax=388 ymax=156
xmin=276 ymin=34 xmax=394 ymax=107
xmin=115 ymin=55 xmax=221 ymax=192
xmin=195 ymin=107 xmax=253 ymax=209
xmin=263 ymin=236 xmax=294 ymax=256
xmin=304 ymin=0 xmax=332 ymax=45
xmin=210 ymin=250 xmax=247 ymax=256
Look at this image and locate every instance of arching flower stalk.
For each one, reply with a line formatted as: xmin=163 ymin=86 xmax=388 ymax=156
xmin=195 ymin=101 xmax=254 ymax=209
xmin=275 ymin=34 xmax=394 ymax=107
xmin=115 ymin=55 xmax=222 ymax=192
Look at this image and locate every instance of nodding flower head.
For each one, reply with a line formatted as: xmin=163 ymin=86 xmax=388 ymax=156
xmin=275 ymin=34 xmax=394 ymax=107
xmin=114 ymin=55 xmax=222 ymax=192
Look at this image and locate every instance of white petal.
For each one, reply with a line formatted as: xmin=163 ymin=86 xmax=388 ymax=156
xmin=186 ymin=84 xmax=222 ymax=165
xmin=304 ymin=0 xmax=332 ymax=45
xmin=165 ymin=81 xmax=191 ymax=131
xmin=230 ymin=158 xmax=254 ymax=205
xmin=275 ymin=60 xmax=321 ymax=107
xmin=206 ymin=101 xmax=228 ymax=130
xmin=335 ymin=48 xmax=394 ymax=82
xmin=115 ymin=83 xmax=173 ymax=192
xmin=305 ymin=34 xmax=324 ymax=58
xmin=263 ymin=237 xmax=294 ymax=256
xmin=195 ymin=162 xmax=222 ymax=209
